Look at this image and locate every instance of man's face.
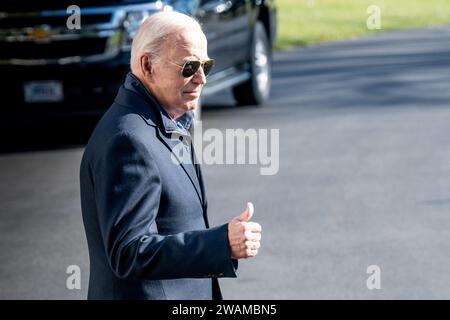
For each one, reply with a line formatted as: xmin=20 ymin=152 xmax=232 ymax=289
xmin=147 ymin=28 xmax=208 ymax=118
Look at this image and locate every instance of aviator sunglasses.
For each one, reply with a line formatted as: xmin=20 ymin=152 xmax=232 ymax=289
xmin=170 ymin=59 xmax=215 ymax=78
xmin=151 ymin=54 xmax=215 ymax=78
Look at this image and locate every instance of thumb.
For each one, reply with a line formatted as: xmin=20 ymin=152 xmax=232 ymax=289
xmin=238 ymin=202 xmax=254 ymax=222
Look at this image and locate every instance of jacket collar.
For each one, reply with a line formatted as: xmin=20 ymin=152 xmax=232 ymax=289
xmin=116 ymin=72 xmax=194 ymax=136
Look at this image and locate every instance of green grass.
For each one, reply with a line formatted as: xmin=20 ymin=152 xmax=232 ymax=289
xmin=276 ymin=0 xmax=450 ymax=49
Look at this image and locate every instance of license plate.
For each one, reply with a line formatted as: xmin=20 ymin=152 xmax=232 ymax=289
xmin=24 ymin=80 xmax=64 ymax=103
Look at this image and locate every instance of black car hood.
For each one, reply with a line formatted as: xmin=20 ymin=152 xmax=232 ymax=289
xmin=0 ymin=0 xmax=160 ymax=11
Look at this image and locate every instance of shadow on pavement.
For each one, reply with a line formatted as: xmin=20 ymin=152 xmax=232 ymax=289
xmin=0 ymin=115 xmax=100 ymax=154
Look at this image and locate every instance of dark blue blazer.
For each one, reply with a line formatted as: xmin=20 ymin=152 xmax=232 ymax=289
xmin=80 ymin=73 xmax=237 ymax=300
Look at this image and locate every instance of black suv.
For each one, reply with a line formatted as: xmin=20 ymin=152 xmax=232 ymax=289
xmin=0 ymin=0 xmax=276 ymax=120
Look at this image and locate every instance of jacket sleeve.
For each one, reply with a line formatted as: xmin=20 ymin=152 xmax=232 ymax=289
xmin=92 ymin=132 xmax=238 ymax=280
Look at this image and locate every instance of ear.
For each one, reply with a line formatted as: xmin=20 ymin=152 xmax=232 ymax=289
xmin=140 ymin=54 xmax=153 ymax=79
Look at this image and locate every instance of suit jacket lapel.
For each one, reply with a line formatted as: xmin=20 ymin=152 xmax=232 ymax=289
xmin=156 ymin=129 xmax=204 ymax=207
xmin=193 ymin=147 xmax=209 ymax=228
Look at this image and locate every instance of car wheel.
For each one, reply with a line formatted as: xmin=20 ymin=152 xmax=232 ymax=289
xmin=232 ymin=21 xmax=272 ymax=106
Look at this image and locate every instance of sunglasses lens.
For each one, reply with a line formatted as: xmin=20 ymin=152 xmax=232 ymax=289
xmin=182 ymin=61 xmax=200 ymax=77
xmin=181 ymin=59 xmax=215 ymax=78
xmin=203 ymin=59 xmax=214 ymax=76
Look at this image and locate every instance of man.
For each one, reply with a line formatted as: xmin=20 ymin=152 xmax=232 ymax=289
xmin=79 ymin=11 xmax=262 ymax=300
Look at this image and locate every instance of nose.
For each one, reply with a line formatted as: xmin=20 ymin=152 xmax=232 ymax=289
xmin=191 ymin=66 xmax=207 ymax=85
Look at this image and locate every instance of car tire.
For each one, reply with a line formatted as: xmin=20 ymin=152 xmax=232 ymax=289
xmin=232 ymin=21 xmax=272 ymax=106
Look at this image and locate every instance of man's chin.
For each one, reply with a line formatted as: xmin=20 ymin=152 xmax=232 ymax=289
xmin=185 ymin=98 xmax=200 ymax=110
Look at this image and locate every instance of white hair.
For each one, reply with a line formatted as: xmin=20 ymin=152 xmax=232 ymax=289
xmin=130 ymin=11 xmax=203 ymax=72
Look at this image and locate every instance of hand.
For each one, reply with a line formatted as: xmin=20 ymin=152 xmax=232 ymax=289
xmin=228 ymin=202 xmax=262 ymax=259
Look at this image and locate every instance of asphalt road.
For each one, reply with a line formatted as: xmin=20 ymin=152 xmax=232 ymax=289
xmin=1 ymin=25 xmax=450 ymax=299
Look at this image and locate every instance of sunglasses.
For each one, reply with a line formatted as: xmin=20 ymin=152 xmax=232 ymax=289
xmin=168 ymin=58 xmax=215 ymax=78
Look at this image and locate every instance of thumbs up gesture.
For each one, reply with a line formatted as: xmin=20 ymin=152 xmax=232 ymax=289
xmin=228 ymin=202 xmax=262 ymax=259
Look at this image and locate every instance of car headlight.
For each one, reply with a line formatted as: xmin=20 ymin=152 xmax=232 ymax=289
xmin=121 ymin=2 xmax=173 ymax=51
xmin=121 ymin=11 xmax=150 ymax=51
